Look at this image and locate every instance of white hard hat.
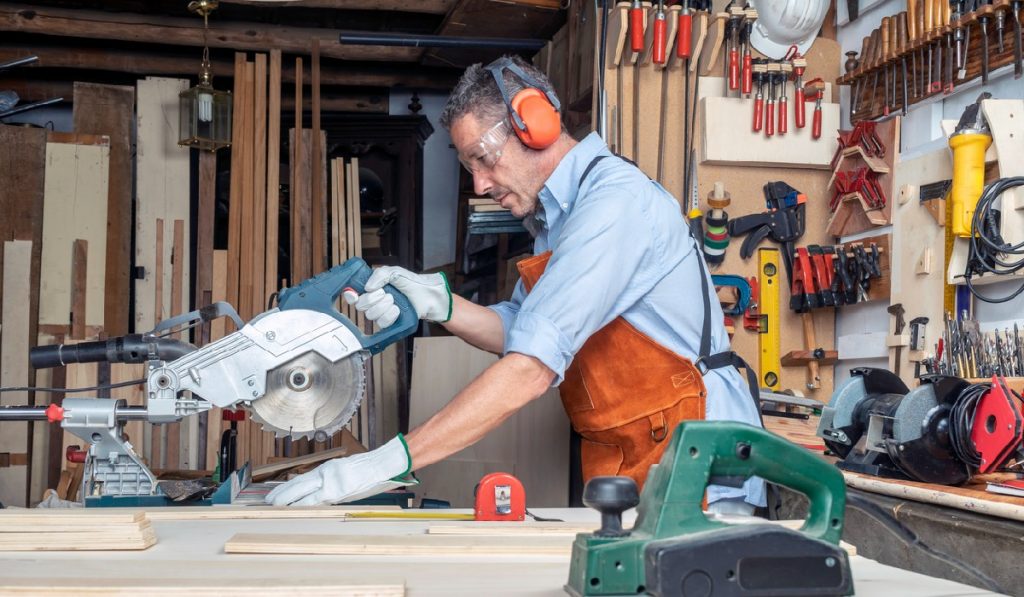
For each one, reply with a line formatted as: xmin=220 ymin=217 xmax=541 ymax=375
xmin=748 ymin=0 xmax=829 ymax=59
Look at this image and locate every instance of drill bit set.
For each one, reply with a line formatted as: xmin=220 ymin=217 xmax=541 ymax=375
xmin=924 ymin=312 xmax=1024 ymax=378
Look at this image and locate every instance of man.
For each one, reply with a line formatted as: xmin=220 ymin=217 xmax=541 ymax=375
xmin=267 ymin=56 xmax=764 ymax=513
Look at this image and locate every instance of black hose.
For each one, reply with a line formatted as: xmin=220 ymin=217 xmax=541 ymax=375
xmin=948 ymin=383 xmax=988 ymax=469
xmin=846 ymin=492 xmax=1006 ymax=594
xmin=30 ymin=335 xmax=194 ymax=369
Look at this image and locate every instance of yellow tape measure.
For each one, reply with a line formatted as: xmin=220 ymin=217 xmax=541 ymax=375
xmin=758 ymin=247 xmax=781 ymax=391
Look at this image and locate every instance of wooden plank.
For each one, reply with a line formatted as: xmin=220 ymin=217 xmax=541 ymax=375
xmin=134 ymin=77 xmax=191 ymax=334
xmin=226 ymin=54 xmax=245 ymax=332
xmin=69 ymin=239 xmax=88 ymax=340
xmin=311 ymin=39 xmax=325 ymax=274
xmin=0 ymin=579 xmax=404 ymax=595
xmin=291 ymin=56 xmax=304 ymax=288
xmin=165 ymin=219 xmax=185 ymax=469
xmin=150 ymin=218 xmax=165 ymax=467
xmin=239 ymin=59 xmax=256 ymax=321
xmin=0 ymin=527 xmax=156 ymax=551
xmin=1 ymin=240 xmax=32 ymax=507
xmin=72 ymin=82 xmax=133 ymax=337
xmin=195 ymin=150 xmax=217 ymax=346
xmin=38 ymin=139 xmax=110 ymax=328
xmin=0 ymin=510 xmax=145 ymax=523
xmin=251 ymin=441 xmax=360 ymax=482
xmin=0 ymin=5 xmax=426 ymax=63
xmin=845 ymin=472 xmax=1024 ymax=523
xmin=137 ymin=505 xmax=400 ymax=521
xmin=265 ymin=49 xmax=281 ymax=308
xmin=225 ymin=533 xmax=574 ymax=556
xmin=253 ymin=53 xmax=268 ymax=320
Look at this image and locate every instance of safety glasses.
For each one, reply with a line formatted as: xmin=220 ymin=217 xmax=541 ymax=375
xmin=457 ymin=119 xmax=511 ymax=174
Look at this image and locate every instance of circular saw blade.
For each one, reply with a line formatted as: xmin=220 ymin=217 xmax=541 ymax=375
xmin=249 ymin=351 xmax=366 ymax=441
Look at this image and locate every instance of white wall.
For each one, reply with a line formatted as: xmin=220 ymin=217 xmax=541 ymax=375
xmin=389 ymin=91 xmax=460 ymax=271
xmin=833 ymin=0 xmax=1024 ymax=389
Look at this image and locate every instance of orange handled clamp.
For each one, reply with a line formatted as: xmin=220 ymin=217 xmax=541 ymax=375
xmin=677 ymin=1 xmax=692 ymax=59
xmin=729 ymin=45 xmax=740 ymax=90
xmin=795 ymin=86 xmax=806 ymax=128
xmin=653 ymin=1 xmax=667 ymax=64
xmin=630 ymin=0 xmax=645 ymax=53
xmin=752 ymin=61 xmax=765 ymax=132
xmin=804 ymin=78 xmax=825 ymax=140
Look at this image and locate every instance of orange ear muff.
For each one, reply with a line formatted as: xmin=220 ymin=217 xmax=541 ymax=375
xmin=510 ymin=88 xmax=561 ymax=150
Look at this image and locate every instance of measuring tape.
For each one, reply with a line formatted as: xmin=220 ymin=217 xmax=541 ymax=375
xmin=758 ymin=247 xmax=781 ymax=391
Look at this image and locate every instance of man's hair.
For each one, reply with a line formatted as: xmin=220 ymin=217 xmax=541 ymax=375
xmin=439 ymin=54 xmax=559 ymax=131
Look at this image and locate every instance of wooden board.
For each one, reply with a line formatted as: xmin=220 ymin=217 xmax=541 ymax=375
xmin=253 ymin=53 xmax=268 ymax=322
xmin=251 ymin=444 xmax=353 ymax=482
xmin=224 ymin=533 xmax=574 ymax=556
xmin=700 ymin=96 xmax=840 ymax=169
xmin=889 ymin=148 xmax=952 ymax=387
xmin=0 ymin=527 xmax=156 ymax=551
xmin=0 ymin=580 xmax=403 ymax=596
xmin=134 ymin=77 xmax=191 ymax=333
xmin=38 ymin=138 xmax=109 ymax=327
xmin=845 ymin=472 xmax=1024 ymax=523
xmin=428 ymin=523 xmax=594 ymax=536
xmin=0 ymin=509 xmax=145 ymax=523
xmin=409 ymin=337 xmax=569 ymax=508
xmin=121 ymin=505 xmax=400 ymax=521
xmin=72 ymin=82 xmax=133 ymax=337
xmin=1 ymin=240 xmax=32 ymax=507
xmin=226 ymin=53 xmax=244 ymax=332
xmin=265 ymin=49 xmax=281 ymax=306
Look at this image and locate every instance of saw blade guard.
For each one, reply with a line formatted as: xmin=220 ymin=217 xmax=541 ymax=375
xmin=277 ymin=257 xmax=418 ymax=355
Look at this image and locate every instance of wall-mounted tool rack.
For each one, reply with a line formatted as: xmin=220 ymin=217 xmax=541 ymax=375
xmin=840 ymin=2 xmax=1022 ymax=123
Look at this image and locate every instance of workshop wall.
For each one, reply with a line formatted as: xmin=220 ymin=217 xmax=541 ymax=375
xmin=835 ymin=0 xmax=1024 ymax=386
xmin=389 ymin=91 xmax=461 ymax=271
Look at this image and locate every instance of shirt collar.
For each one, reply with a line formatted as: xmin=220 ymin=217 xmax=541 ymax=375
xmin=536 ymin=132 xmax=609 ymax=228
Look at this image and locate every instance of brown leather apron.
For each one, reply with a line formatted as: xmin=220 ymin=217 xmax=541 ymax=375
xmin=517 ymin=251 xmax=706 ymax=491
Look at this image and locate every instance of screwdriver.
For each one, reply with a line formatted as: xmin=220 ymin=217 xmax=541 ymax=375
xmin=630 ymin=0 xmax=645 ymax=53
xmin=653 ymin=0 xmax=667 ymax=64
xmin=677 ymin=0 xmax=693 ymax=59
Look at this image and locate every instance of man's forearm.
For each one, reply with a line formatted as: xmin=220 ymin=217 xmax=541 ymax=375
xmin=404 ymin=353 xmax=555 ymax=470
xmin=442 ymin=295 xmax=506 ymax=354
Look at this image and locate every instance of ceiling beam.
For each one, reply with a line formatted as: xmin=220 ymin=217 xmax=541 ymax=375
xmin=0 ymin=3 xmax=425 ymax=62
xmin=0 ymin=77 xmax=389 ymax=112
xmin=215 ymin=0 xmax=454 ymax=13
xmin=0 ymin=46 xmax=459 ymax=89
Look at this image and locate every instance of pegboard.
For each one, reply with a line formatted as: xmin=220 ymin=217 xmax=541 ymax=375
xmin=695 ymin=37 xmax=843 ymax=400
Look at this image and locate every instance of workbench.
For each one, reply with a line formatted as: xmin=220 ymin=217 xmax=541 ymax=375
xmin=0 ymin=508 xmax=994 ymax=595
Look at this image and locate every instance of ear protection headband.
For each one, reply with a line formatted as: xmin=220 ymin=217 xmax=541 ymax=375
xmin=484 ymin=57 xmax=562 ymax=150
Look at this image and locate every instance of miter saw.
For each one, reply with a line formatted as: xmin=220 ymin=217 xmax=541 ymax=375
xmin=0 ymin=257 xmax=417 ymax=505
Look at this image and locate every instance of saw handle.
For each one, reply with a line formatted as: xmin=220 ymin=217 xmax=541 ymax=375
xmin=277 ymin=257 xmax=418 ymax=355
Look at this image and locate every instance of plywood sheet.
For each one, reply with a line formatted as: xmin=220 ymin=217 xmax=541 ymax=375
xmin=1 ymin=240 xmax=32 ymax=507
xmin=409 ymin=336 xmax=569 ymax=508
xmin=135 ymin=77 xmax=191 ymax=333
xmin=224 ymin=532 xmax=573 ymax=555
xmin=72 ymin=82 xmax=133 ymax=336
xmin=38 ymin=139 xmax=110 ymax=327
xmin=889 ymin=148 xmax=952 ymax=387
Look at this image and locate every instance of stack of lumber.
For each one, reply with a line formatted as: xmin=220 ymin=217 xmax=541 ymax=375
xmin=0 ymin=510 xmax=156 ymax=551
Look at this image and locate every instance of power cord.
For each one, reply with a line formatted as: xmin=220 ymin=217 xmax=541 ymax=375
xmin=948 ymin=383 xmax=988 ymax=469
xmin=0 ymin=379 xmax=146 ymax=393
xmin=963 ymin=176 xmax=1024 ymax=303
xmin=845 ymin=492 xmax=1006 ymax=594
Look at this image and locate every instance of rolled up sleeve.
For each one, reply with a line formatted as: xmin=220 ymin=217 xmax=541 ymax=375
xmin=504 ymin=185 xmax=657 ymax=385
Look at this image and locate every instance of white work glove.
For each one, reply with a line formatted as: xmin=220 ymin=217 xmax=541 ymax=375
xmin=347 ymin=266 xmax=452 ymax=328
xmin=264 ymin=435 xmax=417 ymax=506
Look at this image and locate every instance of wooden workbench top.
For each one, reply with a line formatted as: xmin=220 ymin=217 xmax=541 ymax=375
xmin=0 ymin=508 xmax=992 ymax=596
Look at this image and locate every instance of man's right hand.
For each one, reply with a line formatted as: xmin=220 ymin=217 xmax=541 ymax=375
xmin=348 ymin=266 xmax=452 ymax=328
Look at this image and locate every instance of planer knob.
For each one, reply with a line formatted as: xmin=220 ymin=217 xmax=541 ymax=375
xmin=583 ymin=476 xmax=639 ymax=537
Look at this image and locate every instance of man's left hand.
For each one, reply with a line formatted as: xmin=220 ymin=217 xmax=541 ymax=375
xmin=265 ymin=435 xmax=416 ymax=506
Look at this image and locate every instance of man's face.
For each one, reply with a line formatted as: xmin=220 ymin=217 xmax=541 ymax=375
xmin=450 ymin=112 xmax=542 ymax=219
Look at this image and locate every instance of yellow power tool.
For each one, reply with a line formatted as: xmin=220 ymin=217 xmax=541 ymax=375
xmin=948 ymin=93 xmax=992 ymax=238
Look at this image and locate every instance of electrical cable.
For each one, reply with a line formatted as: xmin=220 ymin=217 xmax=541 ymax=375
xmin=845 ymin=492 xmax=1006 ymax=594
xmin=963 ymin=176 xmax=1024 ymax=303
xmin=0 ymin=379 xmax=147 ymax=394
xmin=948 ymin=383 xmax=988 ymax=469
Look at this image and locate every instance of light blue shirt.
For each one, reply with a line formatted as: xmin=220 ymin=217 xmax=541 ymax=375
xmin=489 ymin=132 xmax=765 ymax=506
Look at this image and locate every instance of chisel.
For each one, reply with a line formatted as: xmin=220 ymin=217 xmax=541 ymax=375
xmin=898 ymin=12 xmax=910 ymax=114
xmin=1012 ymin=0 xmax=1023 ymax=78
xmin=881 ymin=16 xmax=892 ymax=115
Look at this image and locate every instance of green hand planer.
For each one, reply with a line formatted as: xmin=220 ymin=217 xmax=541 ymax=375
xmin=566 ymin=421 xmax=853 ymax=597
